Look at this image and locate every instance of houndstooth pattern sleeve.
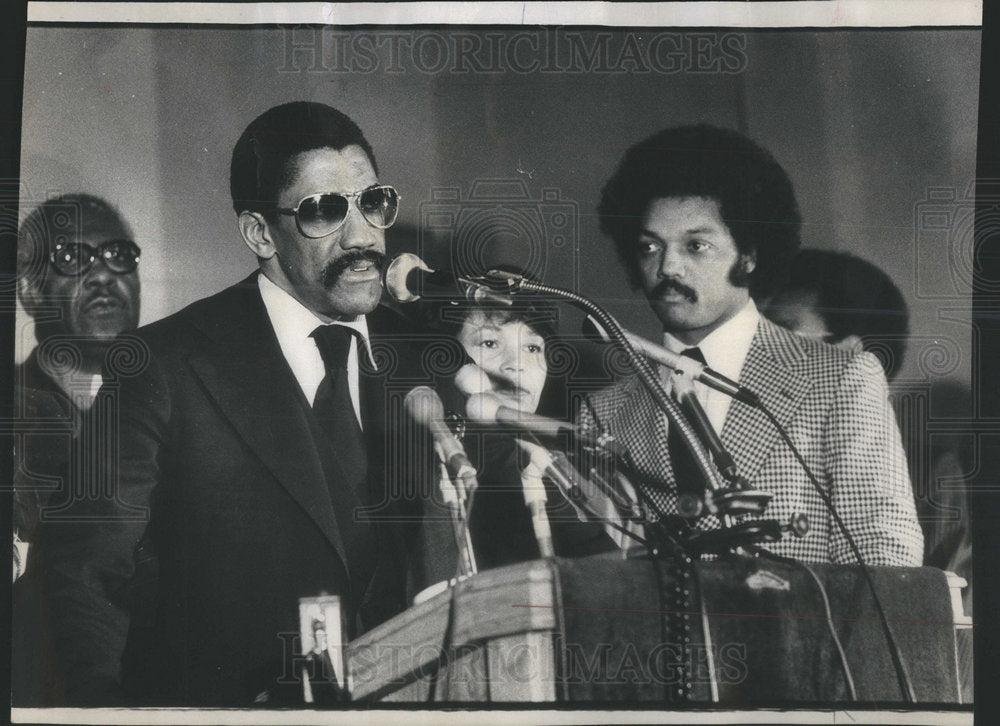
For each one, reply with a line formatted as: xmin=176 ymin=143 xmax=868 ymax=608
xmin=824 ymin=351 xmax=924 ymax=566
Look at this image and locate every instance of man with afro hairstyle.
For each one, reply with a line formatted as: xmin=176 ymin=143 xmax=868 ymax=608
xmin=581 ymin=125 xmax=922 ymax=567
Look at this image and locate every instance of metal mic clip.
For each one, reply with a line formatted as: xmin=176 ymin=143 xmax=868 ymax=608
xmin=456 ymin=275 xmax=514 ymax=306
xmin=483 ymin=268 xmax=528 ymax=292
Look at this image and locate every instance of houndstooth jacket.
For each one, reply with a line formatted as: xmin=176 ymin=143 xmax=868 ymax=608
xmin=579 ymin=317 xmax=924 ymax=567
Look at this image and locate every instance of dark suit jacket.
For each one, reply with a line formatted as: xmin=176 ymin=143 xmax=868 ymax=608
xmin=11 ymin=352 xmax=82 ymax=704
xmin=13 ymin=350 xmax=81 ymax=546
xmin=30 ymin=273 xmax=427 ymax=706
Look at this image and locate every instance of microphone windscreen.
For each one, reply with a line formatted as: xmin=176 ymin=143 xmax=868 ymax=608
xmin=404 ymin=385 xmax=446 ymax=426
xmin=454 ymin=363 xmax=491 ymax=397
xmin=465 ymin=392 xmax=502 ymax=424
xmin=384 ymin=253 xmax=430 ymax=303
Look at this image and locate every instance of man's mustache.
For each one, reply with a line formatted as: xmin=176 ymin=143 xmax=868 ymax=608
xmin=649 ymin=277 xmax=697 ymax=303
xmin=321 ymin=250 xmax=386 ymax=288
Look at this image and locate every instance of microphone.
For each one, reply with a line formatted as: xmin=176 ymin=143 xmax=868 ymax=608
xmin=465 ymin=392 xmax=576 ymax=439
xmin=519 ymin=456 xmax=555 ymax=558
xmin=454 ymin=363 xmax=490 ymax=397
xmin=383 ymin=253 xmax=512 ymax=306
xmin=465 ymin=390 xmax=627 ymax=459
xmin=516 ymin=439 xmax=622 ymax=527
xmin=404 ymin=386 xmax=478 ymax=494
xmin=435 ymin=461 xmax=478 ymax=577
xmin=582 ymin=316 xmax=760 ymax=406
xmin=670 ymin=371 xmax=739 ymax=483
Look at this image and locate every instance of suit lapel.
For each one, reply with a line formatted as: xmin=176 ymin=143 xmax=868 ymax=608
xmin=602 ymin=375 xmax=674 ymax=485
xmin=186 ymin=276 xmax=350 ymax=574
xmin=721 ymin=321 xmax=812 ymax=485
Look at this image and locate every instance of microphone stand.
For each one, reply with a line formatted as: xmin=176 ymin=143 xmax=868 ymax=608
xmin=435 ymin=452 xmax=478 ymax=578
xmin=516 ymin=436 xmax=651 ymax=552
xmin=519 ymin=453 xmax=556 ymax=558
xmin=670 ymin=371 xmax=774 ymax=520
xmin=489 ymin=272 xmax=793 ymax=558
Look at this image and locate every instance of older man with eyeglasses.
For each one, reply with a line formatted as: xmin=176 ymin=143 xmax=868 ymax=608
xmin=16 ymin=194 xmax=141 ymax=406
xmin=22 ymin=103 xmax=425 ymax=707
xmin=13 ymin=194 xmax=142 ymax=565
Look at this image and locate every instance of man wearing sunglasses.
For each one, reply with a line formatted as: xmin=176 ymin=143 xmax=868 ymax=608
xmin=581 ymin=124 xmax=922 ymax=568
xmin=13 ymin=194 xmax=141 ymax=564
xmin=29 ymin=102 xmax=423 ymax=707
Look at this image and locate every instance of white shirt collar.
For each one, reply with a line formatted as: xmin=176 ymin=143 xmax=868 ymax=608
xmin=257 ymin=271 xmax=376 ymax=369
xmin=663 ymin=298 xmax=759 ymax=386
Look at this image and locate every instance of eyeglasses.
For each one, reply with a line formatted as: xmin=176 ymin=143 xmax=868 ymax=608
xmin=49 ymin=239 xmax=141 ymax=277
xmin=274 ymin=185 xmax=400 ymax=239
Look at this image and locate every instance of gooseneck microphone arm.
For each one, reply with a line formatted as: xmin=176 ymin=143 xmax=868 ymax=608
xmin=383 ymin=253 xmax=513 ymax=306
xmin=584 ymin=316 xmax=760 ymax=408
xmin=492 ymin=274 xmax=729 ymax=525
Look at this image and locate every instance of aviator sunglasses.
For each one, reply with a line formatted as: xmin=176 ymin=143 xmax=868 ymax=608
xmin=50 ymin=239 xmax=141 ymax=277
xmin=274 ymin=185 xmax=400 ymax=239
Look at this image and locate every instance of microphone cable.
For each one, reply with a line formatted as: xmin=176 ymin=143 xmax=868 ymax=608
xmin=426 ymin=417 xmax=479 ymax=704
xmin=425 ymin=505 xmax=479 ymax=703
xmin=749 ymin=546 xmax=858 ymax=701
xmin=753 ymin=398 xmax=916 ymax=703
xmin=425 ymin=575 xmax=460 ymax=703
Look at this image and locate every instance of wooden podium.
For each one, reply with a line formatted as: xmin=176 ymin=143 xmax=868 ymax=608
xmin=345 ymin=552 xmax=963 ymax=705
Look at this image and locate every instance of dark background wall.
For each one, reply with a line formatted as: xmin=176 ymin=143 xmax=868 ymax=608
xmin=17 ymin=26 xmax=980 ymax=388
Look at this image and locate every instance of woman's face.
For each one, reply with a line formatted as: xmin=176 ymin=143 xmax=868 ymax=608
xmin=458 ymin=311 xmax=548 ymax=413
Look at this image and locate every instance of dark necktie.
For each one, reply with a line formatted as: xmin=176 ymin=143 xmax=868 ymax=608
xmin=311 ymin=325 xmax=367 ymax=483
xmin=667 ymin=347 xmax=708 ymax=517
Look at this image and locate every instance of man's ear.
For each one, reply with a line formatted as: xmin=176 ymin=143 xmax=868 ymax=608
xmin=238 ymin=211 xmax=277 ymax=260
xmin=740 ymin=249 xmax=757 ymax=275
xmin=17 ymin=275 xmax=44 ymax=319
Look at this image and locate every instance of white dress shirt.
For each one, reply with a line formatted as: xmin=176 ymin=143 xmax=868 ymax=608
xmin=258 ymin=273 xmax=377 ymax=427
xmin=662 ymin=298 xmax=760 ymax=434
